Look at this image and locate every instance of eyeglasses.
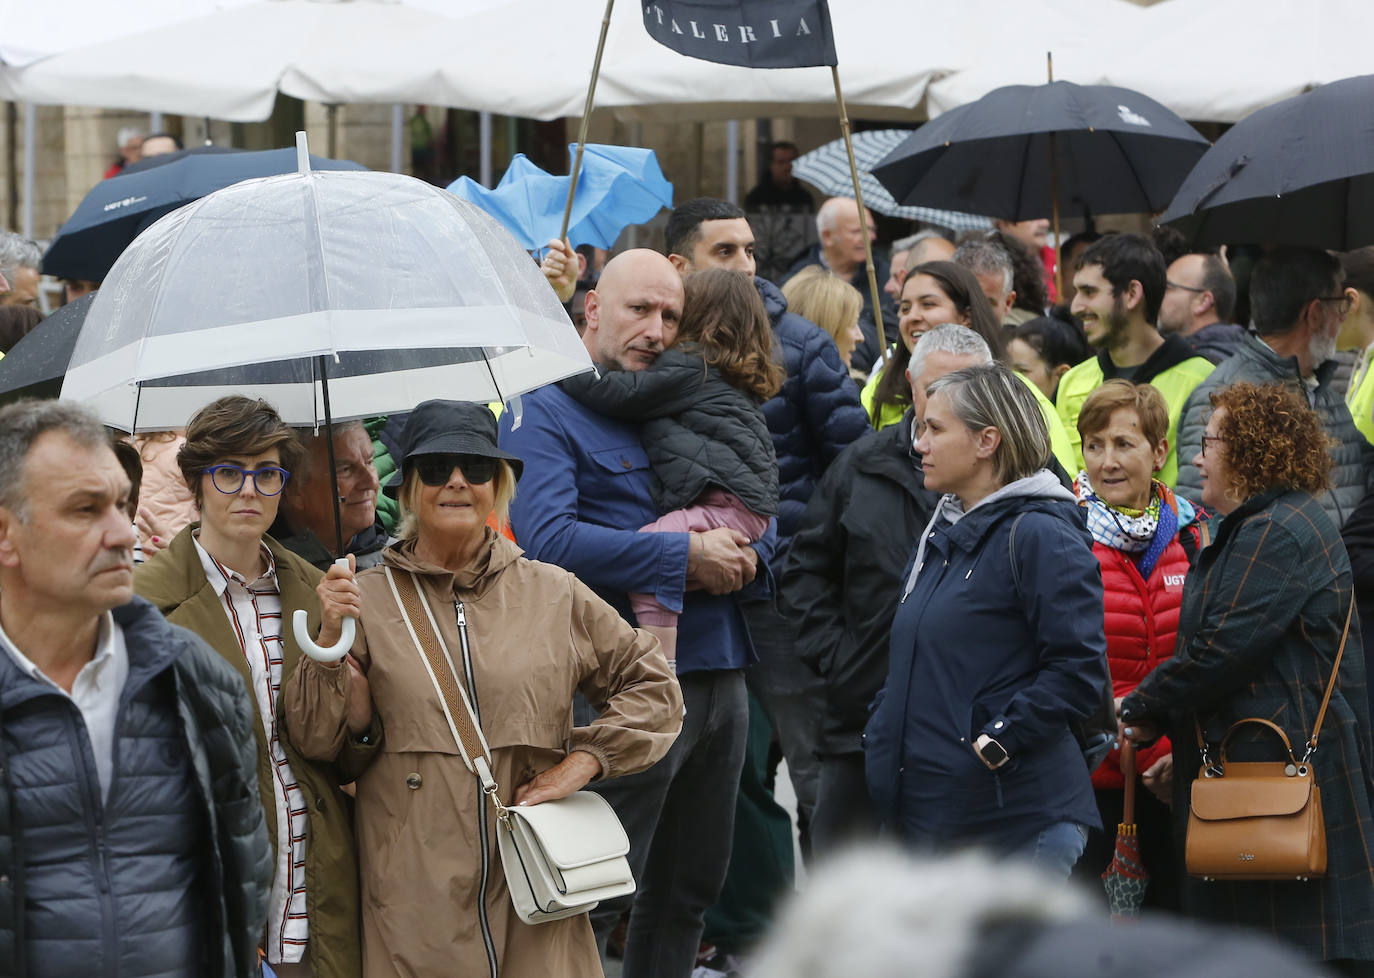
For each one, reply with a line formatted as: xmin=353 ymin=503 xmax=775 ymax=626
xmin=413 ymin=453 xmax=498 ymax=487
xmin=1200 ymin=435 xmax=1226 ymax=457
xmin=204 ymin=463 xmax=289 ymax=496
xmin=1165 ymin=280 xmax=1207 ymax=294
xmin=1316 ymin=294 xmax=1354 ymax=317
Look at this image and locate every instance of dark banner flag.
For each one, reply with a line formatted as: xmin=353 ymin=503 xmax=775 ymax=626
xmin=641 ymin=1 xmax=837 ymax=69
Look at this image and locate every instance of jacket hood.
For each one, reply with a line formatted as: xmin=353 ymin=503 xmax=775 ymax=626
xmin=380 ymin=528 xmax=523 ymax=598
xmin=1098 ymin=332 xmax=1204 ymax=383
xmin=755 ymin=275 xmax=787 ymax=327
xmin=903 ymin=470 xmax=1075 ymax=599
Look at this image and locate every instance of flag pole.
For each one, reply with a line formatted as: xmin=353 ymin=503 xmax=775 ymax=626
xmin=830 ymin=66 xmax=887 ymax=358
xmin=1047 ymin=51 xmax=1064 ymax=302
xmin=560 ymin=0 xmax=616 ymax=242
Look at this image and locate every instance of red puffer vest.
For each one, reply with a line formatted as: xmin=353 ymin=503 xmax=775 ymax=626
xmin=1090 ymin=533 xmax=1193 ymax=789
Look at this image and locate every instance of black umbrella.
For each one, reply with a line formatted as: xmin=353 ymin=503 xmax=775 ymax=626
xmin=0 ymin=294 xmax=94 ymax=404
xmin=1161 ymin=74 xmax=1374 ymax=250
xmin=117 ymin=144 xmax=240 ymax=177
xmin=873 ymin=80 xmax=1210 ymax=221
xmin=41 ymin=146 xmax=367 ymax=283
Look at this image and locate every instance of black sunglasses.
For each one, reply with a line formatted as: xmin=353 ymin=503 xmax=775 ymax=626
xmin=413 ymin=453 xmax=498 ymax=487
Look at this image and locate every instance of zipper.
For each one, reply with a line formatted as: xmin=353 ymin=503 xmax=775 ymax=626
xmin=455 ymin=599 xmax=499 ymax=978
xmin=70 ymin=705 xmax=117 ymax=976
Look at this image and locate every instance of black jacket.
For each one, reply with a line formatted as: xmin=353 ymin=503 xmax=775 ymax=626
xmin=779 ymin=412 xmax=939 ymax=755
xmin=0 ymin=597 xmax=271 ymax=978
xmin=755 ymin=276 xmax=870 ymax=555
xmin=269 ymin=513 xmax=389 ymax=572
xmin=559 ymin=348 xmax=779 ymax=517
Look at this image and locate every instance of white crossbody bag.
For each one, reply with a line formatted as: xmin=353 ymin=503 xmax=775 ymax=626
xmin=385 ymin=566 xmax=636 ymax=924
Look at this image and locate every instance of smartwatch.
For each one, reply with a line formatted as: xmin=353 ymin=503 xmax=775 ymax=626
xmin=977 ymin=737 xmax=1009 ymax=769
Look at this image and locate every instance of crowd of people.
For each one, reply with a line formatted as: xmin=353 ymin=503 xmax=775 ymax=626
xmin=2 ymin=134 xmax=1374 ymax=978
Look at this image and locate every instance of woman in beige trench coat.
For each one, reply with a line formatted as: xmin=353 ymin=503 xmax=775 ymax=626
xmin=282 ymin=400 xmax=683 ymax=978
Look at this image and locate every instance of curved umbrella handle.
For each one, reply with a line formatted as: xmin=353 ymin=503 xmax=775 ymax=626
xmin=293 ymin=557 xmax=356 ymax=662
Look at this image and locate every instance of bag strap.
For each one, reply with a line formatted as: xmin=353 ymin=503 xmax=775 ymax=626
xmin=1308 ymin=598 xmax=1355 ymax=756
xmin=1195 ymin=597 xmax=1354 ymax=765
xmin=384 ymin=566 xmax=500 ymax=795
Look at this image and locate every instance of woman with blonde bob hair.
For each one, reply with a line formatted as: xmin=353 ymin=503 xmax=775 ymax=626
xmin=781 ymin=266 xmax=866 ymax=375
xmin=1121 ymin=382 xmax=1374 ymax=971
xmin=284 ymin=398 xmax=684 ymax=978
xmin=864 ymin=363 xmax=1109 ymax=876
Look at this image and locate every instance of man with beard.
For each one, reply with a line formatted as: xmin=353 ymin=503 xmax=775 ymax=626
xmin=1056 ymin=234 xmax=1214 ymax=486
xmin=1177 ymin=247 xmax=1373 ymax=527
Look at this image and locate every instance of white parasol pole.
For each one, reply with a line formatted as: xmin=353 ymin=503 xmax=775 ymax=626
xmin=830 ymin=68 xmax=887 ymax=360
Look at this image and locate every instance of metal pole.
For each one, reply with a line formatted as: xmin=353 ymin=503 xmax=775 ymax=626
xmin=479 ymin=111 xmax=493 ymax=187
xmin=150 ymin=110 xmax=164 ymax=133
xmin=390 ymin=104 xmax=403 ymax=173
xmin=726 ymin=120 xmax=739 ymax=204
xmin=21 ymin=103 xmax=35 ymax=240
xmin=830 ymin=68 xmax=886 ymax=358
xmin=5 ymin=103 xmax=17 ymax=233
xmin=559 ymin=0 xmax=616 ymax=241
xmin=1047 ymin=52 xmax=1063 ymax=301
xmin=326 ymin=104 xmax=338 ymax=159
xmin=317 ymin=354 xmax=346 ymax=556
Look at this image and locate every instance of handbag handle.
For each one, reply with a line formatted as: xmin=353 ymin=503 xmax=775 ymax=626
xmin=1215 ymin=717 xmax=1301 ymax=770
xmin=1195 ymin=597 xmax=1354 ymax=765
xmin=385 ymin=566 xmax=503 ymax=801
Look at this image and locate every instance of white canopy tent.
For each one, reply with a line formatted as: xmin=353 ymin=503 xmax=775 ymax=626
xmin=926 ymin=0 xmax=1374 ymax=123
xmin=1 ymin=0 xmax=1144 ymax=123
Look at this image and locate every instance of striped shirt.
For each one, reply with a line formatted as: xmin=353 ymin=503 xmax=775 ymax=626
xmin=193 ymin=535 xmax=308 ymax=965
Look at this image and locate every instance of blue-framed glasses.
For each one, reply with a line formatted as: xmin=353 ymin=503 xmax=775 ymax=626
xmin=204 ymin=464 xmax=290 ymax=496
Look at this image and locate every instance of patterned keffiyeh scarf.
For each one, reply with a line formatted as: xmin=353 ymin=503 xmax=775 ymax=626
xmin=1075 ymin=471 xmax=1179 ymax=579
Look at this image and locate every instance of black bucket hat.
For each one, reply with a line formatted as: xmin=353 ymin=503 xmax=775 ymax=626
xmin=383 ymin=399 xmax=524 ymax=498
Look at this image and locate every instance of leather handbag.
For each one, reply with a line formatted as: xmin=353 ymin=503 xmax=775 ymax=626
xmin=1184 ymin=601 xmax=1352 ymax=881
xmin=385 ymin=567 xmax=636 ymax=924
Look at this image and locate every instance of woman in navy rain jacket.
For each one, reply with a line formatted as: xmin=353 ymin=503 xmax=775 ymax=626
xmin=864 ymin=363 xmax=1109 ymax=875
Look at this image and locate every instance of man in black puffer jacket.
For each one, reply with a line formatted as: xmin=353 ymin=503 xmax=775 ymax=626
xmin=0 ymin=400 xmax=270 ymax=978
xmin=666 ymin=198 xmax=869 ymax=956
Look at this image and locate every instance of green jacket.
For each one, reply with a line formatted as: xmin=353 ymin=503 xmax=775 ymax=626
xmin=1347 ymin=345 xmax=1374 ymax=445
xmin=1056 ymin=335 xmax=1215 ymax=487
xmin=863 ymin=362 xmax=1078 ymax=473
xmin=136 ymin=526 xmax=363 ymax=978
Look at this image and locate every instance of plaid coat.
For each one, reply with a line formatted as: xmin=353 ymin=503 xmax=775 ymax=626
xmin=1123 ymin=488 xmax=1374 ymax=963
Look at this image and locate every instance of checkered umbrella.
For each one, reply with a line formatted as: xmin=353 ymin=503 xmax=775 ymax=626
xmin=1102 ymin=739 xmax=1149 ymax=918
xmin=791 ymin=129 xmax=994 ymax=231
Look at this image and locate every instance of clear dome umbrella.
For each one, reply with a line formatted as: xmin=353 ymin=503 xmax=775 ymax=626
xmin=61 ymin=133 xmax=591 ymax=658
xmin=61 ymin=132 xmax=591 ymax=433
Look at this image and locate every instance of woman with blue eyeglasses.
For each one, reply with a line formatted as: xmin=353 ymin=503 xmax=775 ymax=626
xmin=136 ymin=394 xmax=363 ymax=978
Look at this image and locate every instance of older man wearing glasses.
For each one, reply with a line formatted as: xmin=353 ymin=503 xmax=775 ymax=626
xmin=1176 ymin=247 xmax=1373 ymax=528
xmin=136 ymin=394 xmax=363 ymax=978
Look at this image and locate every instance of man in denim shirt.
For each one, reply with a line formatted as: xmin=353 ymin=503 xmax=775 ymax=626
xmin=500 ymin=249 xmax=771 ymax=978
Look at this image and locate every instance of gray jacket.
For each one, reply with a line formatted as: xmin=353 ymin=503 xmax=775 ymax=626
xmin=0 ymin=597 xmax=271 ymax=978
xmin=1175 ymin=332 xmax=1373 ymax=527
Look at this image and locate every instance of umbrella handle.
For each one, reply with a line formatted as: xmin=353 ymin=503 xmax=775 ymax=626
xmin=293 ymin=557 xmax=356 ymax=663
xmin=1120 ymin=739 xmax=1136 ymax=825
xmin=294 ymin=610 xmax=356 ymax=663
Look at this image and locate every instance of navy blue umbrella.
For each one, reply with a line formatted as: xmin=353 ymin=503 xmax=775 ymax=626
xmin=42 ymin=147 xmax=367 ymax=283
xmin=872 ymin=81 xmax=1210 ymax=221
xmin=1161 ymin=74 xmax=1374 ymax=249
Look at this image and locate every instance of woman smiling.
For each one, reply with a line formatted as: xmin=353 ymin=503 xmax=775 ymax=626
xmin=284 ymin=399 xmax=682 ymax=978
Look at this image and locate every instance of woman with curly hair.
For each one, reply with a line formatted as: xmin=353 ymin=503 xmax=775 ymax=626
xmin=1121 ymin=382 xmax=1374 ymax=973
xmin=558 ymin=266 xmax=782 ymax=664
